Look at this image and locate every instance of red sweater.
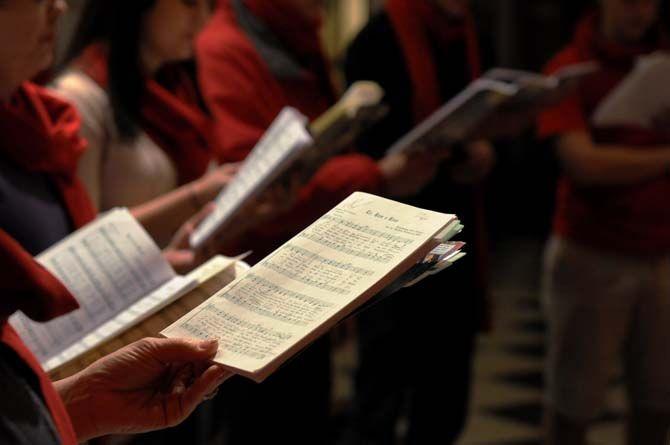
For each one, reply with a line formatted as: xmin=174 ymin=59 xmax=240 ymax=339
xmin=538 ymin=13 xmax=670 ymax=255
xmin=197 ymin=0 xmax=384 ymax=259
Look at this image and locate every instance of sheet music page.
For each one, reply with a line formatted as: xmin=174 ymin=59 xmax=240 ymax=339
xmin=593 ymin=53 xmax=670 ymax=127
xmin=386 ymin=79 xmax=516 ymax=155
xmin=164 ymin=192 xmax=454 ymax=379
xmin=44 ymin=256 xmax=244 ymax=373
xmin=190 ymin=107 xmax=313 ymax=249
xmin=11 ymin=208 xmax=175 ymax=363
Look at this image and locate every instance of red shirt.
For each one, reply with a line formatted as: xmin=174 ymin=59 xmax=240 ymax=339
xmin=538 ymin=13 xmax=670 ymax=255
xmin=197 ymin=0 xmax=384 ymax=259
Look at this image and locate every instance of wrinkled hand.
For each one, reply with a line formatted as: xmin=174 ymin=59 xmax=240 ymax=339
xmin=449 ymin=140 xmax=496 ymax=184
xmin=56 ymin=338 xmax=231 ymax=441
xmin=379 ymin=151 xmax=443 ymax=198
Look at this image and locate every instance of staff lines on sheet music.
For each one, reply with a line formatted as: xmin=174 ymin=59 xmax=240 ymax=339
xmin=261 ymin=252 xmax=365 ymax=295
xmin=183 ymin=305 xmax=294 ymax=360
xmin=299 ymin=231 xmax=392 ymax=264
xmin=46 ymin=258 xmax=86 ymax=333
xmin=64 ymin=246 xmax=115 ymax=315
xmin=321 ymin=214 xmax=415 ymax=245
xmin=219 ymin=273 xmax=333 ymax=327
xmin=283 ymin=245 xmax=376 ymax=277
xmin=98 ymin=227 xmax=155 ymax=291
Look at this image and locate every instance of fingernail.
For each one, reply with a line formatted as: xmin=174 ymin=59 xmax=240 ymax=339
xmin=214 ymin=366 xmax=229 ymax=383
xmin=199 ymin=339 xmax=218 ymax=351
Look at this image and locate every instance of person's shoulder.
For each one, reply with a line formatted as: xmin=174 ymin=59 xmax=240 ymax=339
xmin=50 ymin=71 xmax=111 ymax=131
xmin=197 ymin=6 xmax=255 ymax=63
xmin=51 ymin=70 xmax=108 ymax=106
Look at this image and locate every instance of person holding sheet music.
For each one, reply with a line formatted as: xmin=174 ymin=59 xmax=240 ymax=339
xmin=50 ymin=0 xmax=244 ymax=252
xmin=538 ymin=1 xmax=670 ymax=444
xmin=0 ymin=1 xmax=233 ymax=443
xmin=195 ymin=1 xmax=439 ymax=443
xmin=343 ymin=0 xmax=495 ymax=443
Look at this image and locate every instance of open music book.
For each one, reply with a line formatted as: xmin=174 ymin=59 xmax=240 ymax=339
xmin=387 ymin=61 xmax=599 ymax=155
xmin=189 ymin=81 xmax=387 ymax=250
xmin=593 ymin=53 xmax=670 ymax=128
xmin=10 ymin=209 xmax=247 ymax=378
xmin=165 ymin=192 xmax=465 ymax=383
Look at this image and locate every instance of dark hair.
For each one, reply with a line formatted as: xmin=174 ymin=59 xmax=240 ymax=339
xmin=62 ymin=0 xmax=158 ymax=140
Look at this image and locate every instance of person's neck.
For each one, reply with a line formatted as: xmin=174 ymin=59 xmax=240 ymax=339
xmin=139 ymin=45 xmax=164 ymax=77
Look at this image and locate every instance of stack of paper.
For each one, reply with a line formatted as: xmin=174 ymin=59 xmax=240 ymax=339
xmin=10 ymin=209 xmax=247 ymax=377
xmin=164 ymin=192 xmax=465 ymax=383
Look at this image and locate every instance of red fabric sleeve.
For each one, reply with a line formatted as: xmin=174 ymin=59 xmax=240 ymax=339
xmin=537 ymin=48 xmax=589 ymax=139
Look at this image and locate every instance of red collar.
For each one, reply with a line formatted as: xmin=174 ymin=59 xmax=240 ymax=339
xmin=0 ymin=83 xmax=95 ymax=227
xmin=386 ymin=0 xmax=481 ymax=123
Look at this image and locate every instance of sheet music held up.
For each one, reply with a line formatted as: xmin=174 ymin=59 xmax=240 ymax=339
xmin=165 ymin=192 xmax=455 ymax=381
xmin=190 ymin=108 xmax=313 ymax=249
xmin=10 ymin=209 xmax=180 ymax=364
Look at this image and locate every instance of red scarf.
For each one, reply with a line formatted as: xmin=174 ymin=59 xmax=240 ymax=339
xmin=76 ymin=44 xmax=214 ymax=185
xmin=0 ymin=230 xmax=79 ymax=445
xmin=243 ymin=0 xmax=337 ymax=110
xmin=386 ymin=0 xmax=481 ymax=123
xmin=0 ymin=82 xmax=95 ymax=227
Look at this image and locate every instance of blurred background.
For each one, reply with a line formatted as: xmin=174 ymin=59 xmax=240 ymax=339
xmin=53 ymin=1 xmax=630 ymax=444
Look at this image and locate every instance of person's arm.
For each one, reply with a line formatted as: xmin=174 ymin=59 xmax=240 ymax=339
xmin=54 ymin=338 xmax=231 ymax=442
xmin=131 ymin=163 xmax=238 ymax=247
xmin=555 ymin=131 xmax=670 ymax=186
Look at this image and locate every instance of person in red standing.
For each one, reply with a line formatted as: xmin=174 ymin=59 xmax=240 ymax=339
xmin=537 ymin=1 xmax=670 ymax=444
xmin=0 ymin=1 xmax=233 ymax=443
xmin=342 ymin=0 xmax=495 ymax=443
xmin=195 ymin=1 xmax=441 ymax=443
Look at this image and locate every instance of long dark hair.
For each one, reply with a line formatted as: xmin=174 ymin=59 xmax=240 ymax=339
xmin=62 ymin=0 xmax=158 ymax=140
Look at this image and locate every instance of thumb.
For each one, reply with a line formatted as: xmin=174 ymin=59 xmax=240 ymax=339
xmin=148 ymin=338 xmax=219 ymax=364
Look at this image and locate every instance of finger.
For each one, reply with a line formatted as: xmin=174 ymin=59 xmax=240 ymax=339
xmin=165 ymin=249 xmax=196 ymax=274
xmin=147 ymin=338 xmax=219 ymax=364
xmin=182 ymin=365 xmax=232 ymax=410
xmin=162 ymin=364 xmax=231 ymax=428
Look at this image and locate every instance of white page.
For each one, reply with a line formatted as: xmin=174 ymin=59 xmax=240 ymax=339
xmin=43 ymin=256 xmax=243 ymax=372
xmin=11 ymin=208 xmax=175 ymax=363
xmin=190 ymin=108 xmax=313 ymax=249
xmin=593 ymin=53 xmax=670 ymax=127
xmin=165 ymin=192 xmax=454 ymax=380
xmin=386 ymin=79 xmax=517 ymax=155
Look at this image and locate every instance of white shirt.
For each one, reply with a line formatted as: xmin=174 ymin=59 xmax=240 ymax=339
xmin=50 ymin=70 xmax=179 ymax=212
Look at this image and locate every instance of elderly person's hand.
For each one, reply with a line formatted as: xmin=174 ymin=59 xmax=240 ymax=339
xmin=54 ymin=337 xmax=231 ymax=442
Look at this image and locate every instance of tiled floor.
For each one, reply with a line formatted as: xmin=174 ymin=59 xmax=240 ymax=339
xmin=457 ymin=239 xmax=627 ymax=445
